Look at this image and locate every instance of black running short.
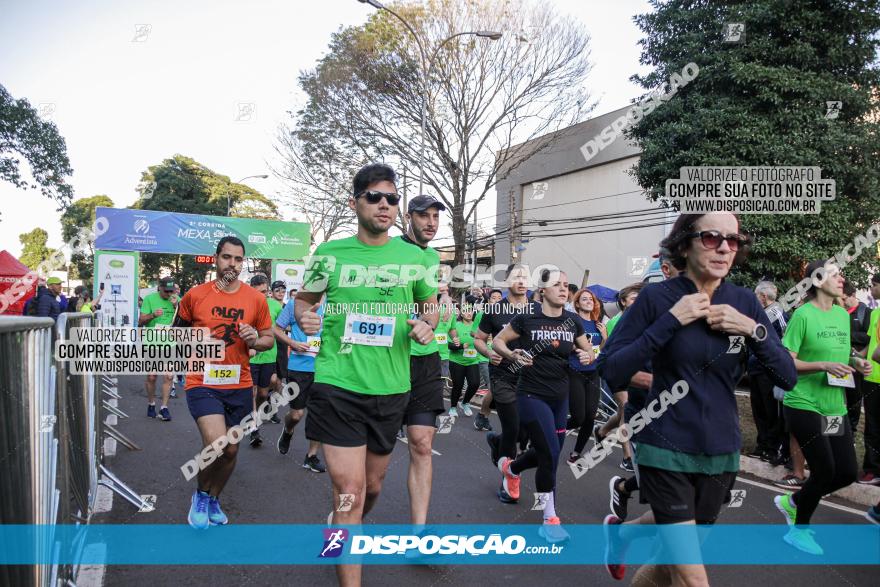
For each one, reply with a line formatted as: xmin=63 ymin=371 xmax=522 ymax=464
xmin=249 ymin=362 xmax=275 ymax=389
xmin=405 ymin=353 xmax=445 ymax=427
xmin=638 ymin=465 xmax=737 ymax=524
xmin=275 ymin=341 xmax=289 ymax=379
xmin=489 ymin=376 xmax=517 ymax=405
xmin=305 ymin=382 xmax=408 ymax=455
xmin=287 ymin=370 xmax=315 ymax=410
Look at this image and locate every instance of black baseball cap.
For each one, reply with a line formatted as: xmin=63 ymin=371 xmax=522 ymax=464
xmin=408 ymin=194 xmax=446 ymax=213
xmin=158 ymin=277 xmax=176 ymax=292
xmin=271 ymin=280 xmax=287 ymax=291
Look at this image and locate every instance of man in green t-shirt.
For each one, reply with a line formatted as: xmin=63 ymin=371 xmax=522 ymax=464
xmin=138 ymin=276 xmax=178 ymax=421
xmin=246 ymin=274 xmax=284 ymax=448
xmin=397 ymin=194 xmax=446 ymax=532
xmin=295 ymin=163 xmax=437 ymax=587
xmin=860 ymin=274 xmax=880 ymax=484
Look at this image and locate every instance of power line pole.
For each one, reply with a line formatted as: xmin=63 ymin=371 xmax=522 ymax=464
xmin=508 ymin=187 xmax=518 ymax=262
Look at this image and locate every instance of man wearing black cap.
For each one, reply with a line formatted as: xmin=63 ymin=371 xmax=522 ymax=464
xmin=139 ymin=276 xmax=179 ymax=420
xmin=398 ymin=194 xmax=447 ymax=530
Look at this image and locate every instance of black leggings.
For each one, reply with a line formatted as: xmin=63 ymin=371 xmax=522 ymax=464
xmin=510 ymin=393 xmax=568 ymax=492
xmin=450 ymin=362 xmax=480 ymax=407
xmin=785 ymin=405 xmax=857 ymax=525
xmin=497 ymin=401 xmax=520 ymax=459
xmin=567 ymin=370 xmax=601 ymax=455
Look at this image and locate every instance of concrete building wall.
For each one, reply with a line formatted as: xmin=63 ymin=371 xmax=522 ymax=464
xmin=494 ymin=106 xmax=675 ymax=290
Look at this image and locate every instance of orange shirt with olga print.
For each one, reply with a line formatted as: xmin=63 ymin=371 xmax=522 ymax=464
xmin=177 ymin=281 xmax=272 ymax=391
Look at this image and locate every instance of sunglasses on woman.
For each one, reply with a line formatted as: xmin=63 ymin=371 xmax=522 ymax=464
xmin=687 ymin=230 xmax=750 ymax=251
xmin=356 ymin=190 xmax=401 ymax=206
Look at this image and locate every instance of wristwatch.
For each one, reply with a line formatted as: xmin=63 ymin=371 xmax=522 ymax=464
xmin=751 ymin=322 xmax=768 ymax=342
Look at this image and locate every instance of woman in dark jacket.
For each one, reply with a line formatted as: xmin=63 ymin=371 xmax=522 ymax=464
xmin=597 ymin=212 xmax=797 ymax=586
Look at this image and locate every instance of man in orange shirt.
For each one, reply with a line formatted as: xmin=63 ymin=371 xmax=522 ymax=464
xmin=174 ymin=236 xmax=275 ymax=529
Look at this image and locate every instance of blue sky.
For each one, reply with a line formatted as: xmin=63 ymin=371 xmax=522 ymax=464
xmin=0 ymin=0 xmax=652 ymax=257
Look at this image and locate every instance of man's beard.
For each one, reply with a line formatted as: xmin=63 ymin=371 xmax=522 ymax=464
xmin=412 ymin=226 xmax=434 ymax=245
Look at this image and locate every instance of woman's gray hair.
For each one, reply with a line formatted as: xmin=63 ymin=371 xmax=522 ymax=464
xmin=754 ymin=281 xmax=777 ymax=301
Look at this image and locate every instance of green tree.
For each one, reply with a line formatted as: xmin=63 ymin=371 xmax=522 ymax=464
xmin=629 ymin=0 xmax=880 ymax=291
xmin=60 ymin=194 xmax=114 ymax=281
xmin=132 ymin=155 xmax=280 ymax=290
xmin=0 ymin=84 xmax=74 ymax=216
xmin=18 ymin=227 xmax=56 ymax=270
xmin=292 ymin=0 xmax=592 ymax=260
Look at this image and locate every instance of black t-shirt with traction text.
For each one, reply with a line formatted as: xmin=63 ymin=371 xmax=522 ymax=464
xmin=508 ymin=306 xmax=585 ymax=400
xmin=478 ymin=299 xmax=537 ymax=382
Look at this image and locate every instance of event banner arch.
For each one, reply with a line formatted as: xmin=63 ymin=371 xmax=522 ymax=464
xmin=94 ymin=207 xmax=310 ymax=259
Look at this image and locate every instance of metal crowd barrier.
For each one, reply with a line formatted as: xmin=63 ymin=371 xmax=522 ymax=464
xmin=0 ymin=313 xmax=148 ymax=587
xmin=0 ymin=316 xmax=56 ymax=587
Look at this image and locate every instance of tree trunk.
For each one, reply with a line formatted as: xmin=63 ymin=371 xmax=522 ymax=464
xmin=450 ymin=206 xmax=468 ymax=267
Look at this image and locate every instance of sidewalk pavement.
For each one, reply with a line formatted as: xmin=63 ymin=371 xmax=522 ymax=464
xmin=740 ymin=455 xmax=880 ymax=506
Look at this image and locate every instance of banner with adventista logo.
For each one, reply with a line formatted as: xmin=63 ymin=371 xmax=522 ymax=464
xmin=94 ymin=207 xmax=310 ymax=260
xmin=271 ymin=260 xmax=305 ymax=291
xmin=93 ymin=250 xmax=139 ymax=327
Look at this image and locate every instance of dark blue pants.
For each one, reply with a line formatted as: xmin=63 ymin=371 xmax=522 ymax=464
xmin=510 ymin=392 xmax=568 ymax=493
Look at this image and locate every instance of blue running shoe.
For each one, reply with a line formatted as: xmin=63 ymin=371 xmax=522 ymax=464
xmin=159 ymin=407 xmax=171 ymax=421
xmin=147 ymin=404 xmax=156 ymax=418
xmin=208 ymin=496 xmax=228 ymax=526
xmin=783 ymin=527 xmax=823 ymax=555
xmin=188 ymin=490 xmax=210 ymax=529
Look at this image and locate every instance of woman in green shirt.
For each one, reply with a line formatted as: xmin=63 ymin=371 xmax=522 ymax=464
xmin=435 ymin=300 xmax=455 ymax=385
xmin=447 ymin=303 xmax=482 ymax=417
xmin=775 ymin=259 xmax=872 ymax=555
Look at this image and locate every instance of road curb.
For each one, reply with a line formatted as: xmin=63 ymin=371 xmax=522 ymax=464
xmin=740 ymin=455 xmax=880 ymax=507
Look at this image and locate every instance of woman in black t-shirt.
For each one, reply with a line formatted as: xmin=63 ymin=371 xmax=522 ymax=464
xmin=492 ymin=270 xmax=594 ymax=544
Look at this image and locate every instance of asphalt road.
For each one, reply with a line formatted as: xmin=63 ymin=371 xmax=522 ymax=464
xmin=96 ymin=375 xmax=877 ymax=587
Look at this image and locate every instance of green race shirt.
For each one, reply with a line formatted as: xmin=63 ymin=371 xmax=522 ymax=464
xmin=605 ymin=312 xmax=622 ymax=336
xmin=306 ymin=235 xmax=437 ymax=395
xmin=251 ymin=297 xmax=283 ymax=365
xmin=435 ymin=310 xmax=455 ymax=360
xmin=405 ymin=239 xmax=442 ymax=357
xmin=782 ymin=302 xmax=851 ymax=416
xmin=449 ymin=318 xmax=482 ymax=366
xmin=865 ymin=309 xmax=880 ymax=384
xmin=140 ymin=292 xmax=175 ymax=328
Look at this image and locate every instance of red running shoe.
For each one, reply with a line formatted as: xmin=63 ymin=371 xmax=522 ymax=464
xmin=603 ymin=514 xmax=626 ymax=580
xmin=498 ymin=457 xmax=521 ymax=500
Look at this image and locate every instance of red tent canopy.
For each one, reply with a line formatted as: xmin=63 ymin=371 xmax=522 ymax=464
xmin=0 ymin=250 xmax=36 ymax=316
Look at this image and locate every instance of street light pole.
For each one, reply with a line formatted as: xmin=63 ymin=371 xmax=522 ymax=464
xmin=357 ymin=0 xmax=501 ymax=195
xmin=227 ymin=174 xmax=269 ymax=216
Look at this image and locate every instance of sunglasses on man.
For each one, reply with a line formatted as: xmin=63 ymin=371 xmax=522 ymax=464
xmin=687 ymin=230 xmax=751 ymax=251
xmin=356 ymin=190 xmax=401 ymax=206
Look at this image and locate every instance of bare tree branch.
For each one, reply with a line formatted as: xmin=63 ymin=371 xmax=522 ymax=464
xmin=286 ymin=0 xmax=593 ymax=261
